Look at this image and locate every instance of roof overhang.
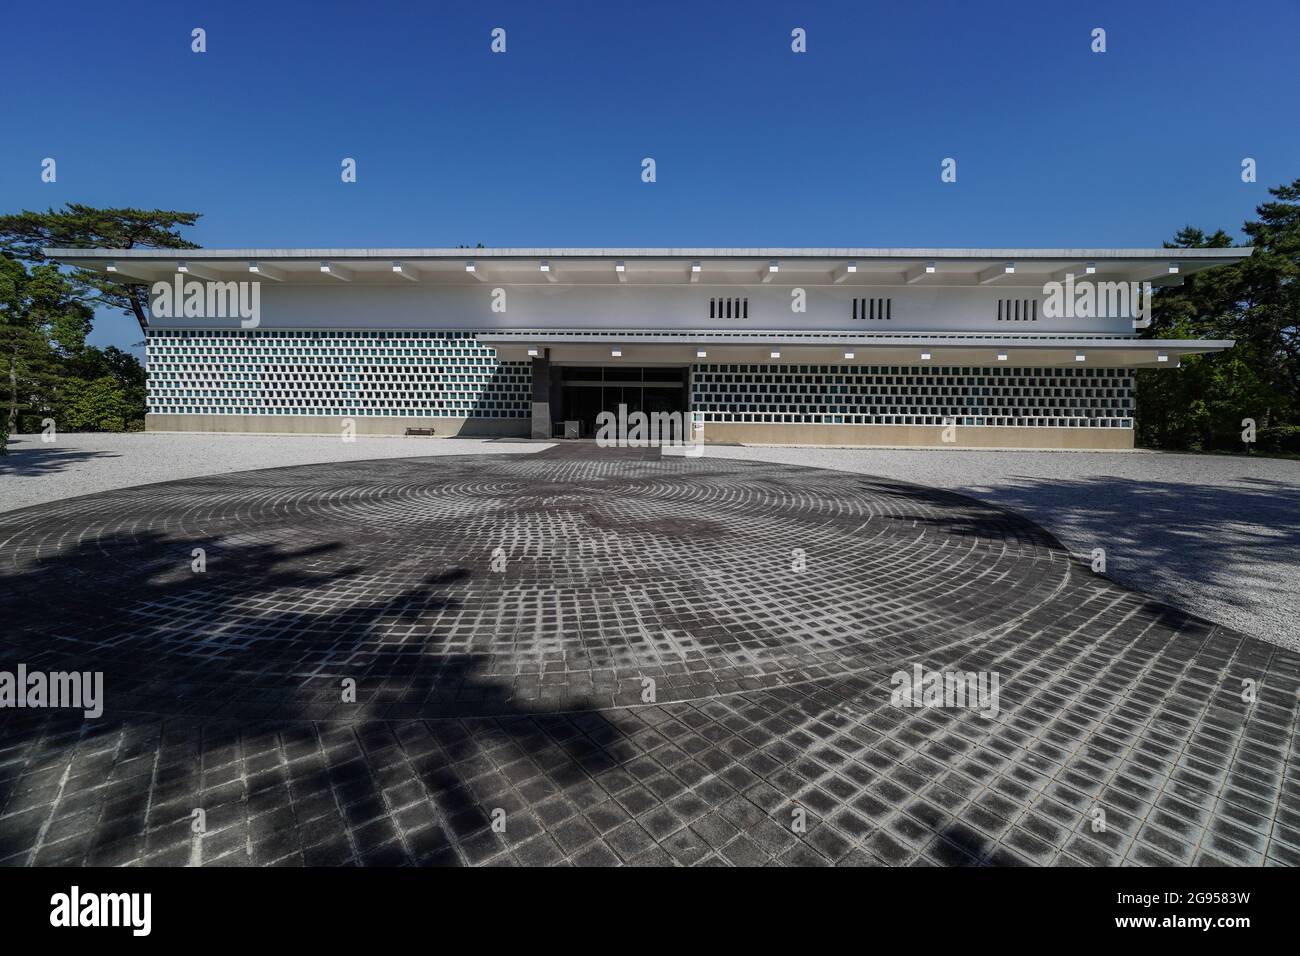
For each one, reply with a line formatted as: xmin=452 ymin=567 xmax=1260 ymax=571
xmin=480 ymin=330 xmax=1232 ymax=368
xmin=42 ymin=247 xmax=1252 ymax=288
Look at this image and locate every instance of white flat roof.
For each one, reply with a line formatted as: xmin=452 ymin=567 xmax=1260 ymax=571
xmin=45 ymin=246 xmax=1250 ymax=288
xmin=46 ymin=246 xmax=1253 ymax=260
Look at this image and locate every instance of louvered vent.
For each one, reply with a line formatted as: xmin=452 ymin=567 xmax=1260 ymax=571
xmin=997 ymin=299 xmax=1039 ymax=321
xmin=709 ymin=297 xmax=749 ymax=320
xmin=852 ymin=298 xmax=892 ymax=320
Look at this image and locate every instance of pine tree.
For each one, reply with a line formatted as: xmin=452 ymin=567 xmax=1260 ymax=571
xmin=1137 ymin=180 xmax=1300 ymax=453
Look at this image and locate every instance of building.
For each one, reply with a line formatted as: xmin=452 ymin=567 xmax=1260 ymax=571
xmin=47 ymin=247 xmax=1248 ymax=449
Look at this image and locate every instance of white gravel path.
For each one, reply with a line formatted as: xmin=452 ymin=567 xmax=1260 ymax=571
xmin=710 ymin=445 xmax=1300 ymax=650
xmin=0 ymin=432 xmax=551 ymax=514
xmin=3 ymin=433 xmax=1297 ymax=649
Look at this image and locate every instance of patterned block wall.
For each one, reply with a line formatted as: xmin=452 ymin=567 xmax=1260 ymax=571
xmin=691 ymin=364 xmax=1133 ymax=428
xmin=146 ymin=330 xmax=530 ymax=418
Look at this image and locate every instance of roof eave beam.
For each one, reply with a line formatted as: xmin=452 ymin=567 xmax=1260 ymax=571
xmin=247 ymin=261 xmax=286 ymax=281
xmin=103 ymin=261 xmax=156 ymax=282
xmin=1130 ymin=261 xmax=1183 ymax=283
xmin=978 ymin=262 xmax=1017 ymax=284
xmin=905 ymin=261 xmax=937 ymax=284
xmin=1051 ymin=262 xmax=1097 ymax=281
xmin=176 ymin=260 xmax=224 ymax=281
xmin=320 ymin=261 xmax=354 ymax=282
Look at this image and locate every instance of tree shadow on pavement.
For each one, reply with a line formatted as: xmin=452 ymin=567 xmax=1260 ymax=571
xmin=950 ymin=474 xmax=1300 ymax=626
xmin=0 ymin=528 xmax=621 ymax=867
xmin=0 ymin=444 xmax=120 ymax=478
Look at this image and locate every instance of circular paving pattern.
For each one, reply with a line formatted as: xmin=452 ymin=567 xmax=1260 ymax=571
xmin=3 ymin=445 xmax=1300 ymax=868
xmin=1 ymin=447 xmax=1073 ymax=721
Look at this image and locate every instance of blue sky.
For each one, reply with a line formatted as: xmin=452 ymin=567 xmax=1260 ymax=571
xmin=2 ymin=0 xmax=1297 ymax=352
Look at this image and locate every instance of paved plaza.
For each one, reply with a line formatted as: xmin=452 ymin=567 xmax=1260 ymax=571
xmin=1 ymin=446 xmax=1297 ymax=866
xmin=6 ymin=433 xmax=1297 ymax=649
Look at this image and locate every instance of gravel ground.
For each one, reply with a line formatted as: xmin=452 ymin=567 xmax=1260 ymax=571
xmin=710 ymin=445 xmax=1300 ymax=650
xmin=0 ymin=432 xmax=551 ymax=513
xmin=3 ymin=432 xmax=1296 ymax=649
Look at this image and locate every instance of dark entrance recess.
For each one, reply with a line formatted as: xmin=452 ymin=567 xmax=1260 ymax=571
xmin=553 ymin=366 xmax=690 ymax=438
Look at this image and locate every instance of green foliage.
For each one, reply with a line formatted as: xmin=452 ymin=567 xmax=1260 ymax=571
xmin=60 ymin=376 xmax=137 ymax=432
xmin=2 ymin=255 xmax=91 ymax=445
xmin=0 ymin=204 xmax=200 ymax=451
xmin=1 ymin=252 xmax=147 ymax=448
xmin=1136 ymin=180 xmax=1300 ymax=454
xmin=0 ymin=204 xmax=202 ymax=331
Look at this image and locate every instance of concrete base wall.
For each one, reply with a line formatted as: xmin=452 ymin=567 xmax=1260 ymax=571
xmin=146 ymin=414 xmax=1132 ymax=448
xmin=145 ymin=414 xmax=529 ymax=438
xmin=701 ymin=422 xmax=1134 ymax=450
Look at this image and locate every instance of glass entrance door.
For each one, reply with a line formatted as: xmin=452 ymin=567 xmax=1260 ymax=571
xmin=559 ymin=366 xmax=688 ymax=437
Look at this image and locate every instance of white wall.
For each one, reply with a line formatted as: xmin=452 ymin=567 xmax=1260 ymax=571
xmin=148 ymin=282 xmax=1138 ymax=335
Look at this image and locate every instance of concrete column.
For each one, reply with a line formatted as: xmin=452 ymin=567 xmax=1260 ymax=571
xmin=530 ymin=350 xmax=552 ymax=438
xmin=549 ymin=365 xmax=564 ymax=435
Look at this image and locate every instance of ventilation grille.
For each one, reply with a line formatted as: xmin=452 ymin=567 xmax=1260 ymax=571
xmin=709 ymin=297 xmax=749 ymax=320
xmin=852 ymin=298 xmax=892 ymax=321
xmin=145 ymin=330 xmax=530 ymax=418
xmin=997 ymin=299 xmax=1039 ymax=321
xmin=692 ymin=364 xmax=1133 ymax=428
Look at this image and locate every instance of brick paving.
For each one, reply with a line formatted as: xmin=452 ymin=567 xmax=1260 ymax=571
xmin=1 ymin=446 xmax=1297 ymax=866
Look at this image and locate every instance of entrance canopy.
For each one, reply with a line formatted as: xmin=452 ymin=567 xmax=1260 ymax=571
xmin=481 ymin=330 xmax=1230 ymax=368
